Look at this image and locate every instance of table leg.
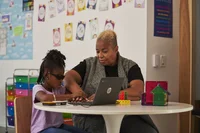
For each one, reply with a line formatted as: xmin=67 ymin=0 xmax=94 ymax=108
xmin=103 ymin=114 xmax=124 ymax=133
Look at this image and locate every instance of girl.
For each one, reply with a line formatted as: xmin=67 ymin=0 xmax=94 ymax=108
xmin=31 ymin=49 xmax=87 ymax=133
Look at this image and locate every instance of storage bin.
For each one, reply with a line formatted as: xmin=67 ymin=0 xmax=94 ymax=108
xmin=7 ymin=116 xmax=14 ymax=126
xmin=15 ymin=76 xmax=38 ymax=83
xmin=7 ymin=85 xmax=14 ymax=90
xmin=15 ymin=89 xmax=29 ymax=96
xmin=7 ymin=106 xmax=14 ymax=116
xmin=7 ymin=96 xmax=15 ymax=101
xmin=7 ymin=90 xmax=15 ymax=96
xmin=7 ymin=101 xmax=14 ymax=106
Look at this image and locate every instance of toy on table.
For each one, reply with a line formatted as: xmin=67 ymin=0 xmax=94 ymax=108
xmin=142 ymin=81 xmax=170 ymax=106
xmin=116 ymin=91 xmax=130 ymax=105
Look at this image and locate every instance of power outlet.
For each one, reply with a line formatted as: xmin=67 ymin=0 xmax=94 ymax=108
xmin=160 ymin=55 xmax=166 ymax=67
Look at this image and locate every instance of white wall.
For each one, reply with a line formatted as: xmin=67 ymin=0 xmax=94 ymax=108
xmin=146 ymin=0 xmax=180 ymax=133
xmin=0 ymin=0 xmax=147 ymax=127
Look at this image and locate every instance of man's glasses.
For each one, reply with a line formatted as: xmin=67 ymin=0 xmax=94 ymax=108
xmin=49 ymin=73 xmax=65 ymax=80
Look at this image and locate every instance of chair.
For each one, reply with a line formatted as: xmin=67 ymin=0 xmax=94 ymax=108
xmin=14 ymin=96 xmax=32 ymax=133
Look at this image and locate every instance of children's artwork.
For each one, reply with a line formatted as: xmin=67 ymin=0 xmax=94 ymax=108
xmin=48 ymin=0 xmax=57 ymax=18
xmin=112 ymin=0 xmax=122 ymax=8
xmin=0 ymin=28 xmax=7 ymax=55
xmin=23 ymin=0 xmax=34 ymax=11
xmin=0 ymin=0 xmax=33 ymax=60
xmin=77 ymin=0 xmax=86 ymax=12
xmin=104 ymin=20 xmax=115 ymax=31
xmin=25 ymin=13 xmax=32 ymax=30
xmin=87 ymin=0 xmax=97 ymax=9
xmin=154 ymin=0 xmax=173 ymax=38
xmin=89 ymin=18 xmax=99 ymax=39
xmin=2 ymin=14 xmax=10 ymax=23
xmin=99 ymin=0 xmax=109 ymax=11
xmin=67 ymin=0 xmax=75 ymax=16
xmin=135 ymin=0 xmax=145 ymax=8
xmin=76 ymin=21 xmax=86 ymax=41
xmin=65 ymin=23 xmax=73 ymax=42
xmin=53 ymin=28 xmax=61 ymax=46
xmin=56 ymin=0 xmax=65 ymax=13
xmin=13 ymin=26 xmax=23 ymax=36
xmin=38 ymin=5 xmax=46 ymax=22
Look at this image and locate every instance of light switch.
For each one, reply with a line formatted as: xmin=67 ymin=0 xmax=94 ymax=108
xmin=160 ymin=55 xmax=166 ymax=67
xmin=152 ymin=54 xmax=159 ymax=68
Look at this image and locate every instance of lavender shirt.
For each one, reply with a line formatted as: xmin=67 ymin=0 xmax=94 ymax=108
xmin=31 ymin=84 xmax=65 ymax=133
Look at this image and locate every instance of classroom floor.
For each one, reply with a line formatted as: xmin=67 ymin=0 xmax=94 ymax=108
xmin=0 ymin=127 xmax=15 ymax=133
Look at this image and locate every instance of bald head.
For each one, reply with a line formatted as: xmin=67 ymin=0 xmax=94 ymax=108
xmin=97 ymin=30 xmax=118 ymax=48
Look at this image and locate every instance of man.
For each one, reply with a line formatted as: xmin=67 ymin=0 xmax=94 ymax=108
xmin=64 ymin=30 xmax=159 ymax=133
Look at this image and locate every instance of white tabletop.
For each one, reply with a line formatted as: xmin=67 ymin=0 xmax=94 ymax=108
xmin=34 ymin=101 xmax=193 ymax=115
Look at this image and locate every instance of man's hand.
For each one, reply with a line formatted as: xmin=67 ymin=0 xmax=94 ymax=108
xmin=88 ymin=94 xmax=95 ymax=100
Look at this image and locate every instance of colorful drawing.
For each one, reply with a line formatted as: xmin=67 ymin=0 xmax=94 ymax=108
xmin=112 ymin=0 xmax=122 ymax=8
xmin=0 ymin=28 xmax=7 ymax=55
xmin=65 ymin=23 xmax=73 ymax=42
xmin=38 ymin=4 xmax=46 ymax=22
xmin=87 ymin=0 xmax=97 ymax=9
xmin=23 ymin=0 xmax=34 ymax=11
xmin=25 ymin=13 xmax=32 ymax=30
xmin=53 ymin=28 xmax=61 ymax=46
xmin=67 ymin=0 xmax=75 ymax=16
xmin=2 ymin=14 xmax=10 ymax=23
xmin=99 ymin=0 xmax=109 ymax=11
xmin=135 ymin=0 xmax=145 ymax=8
xmin=104 ymin=20 xmax=115 ymax=31
xmin=48 ymin=0 xmax=56 ymax=18
xmin=13 ymin=26 xmax=23 ymax=36
xmin=89 ymin=18 xmax=99 ymax=39
xmin=76 ymin=21 xmax=86 ymax=41
xmin=56 ymin=0 xmax=65 ymax=13
xmin=77 ymin=0 xmax=86 ymax=12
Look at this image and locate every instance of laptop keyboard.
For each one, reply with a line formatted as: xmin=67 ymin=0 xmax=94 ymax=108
xmin=68 ymin=100 xmax=93 ymax=106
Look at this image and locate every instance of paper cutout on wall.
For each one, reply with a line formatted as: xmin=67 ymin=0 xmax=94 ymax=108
xmin=99 ymin=0 xmax=109 ymax=11
xmin=89 ymin=18 xmax=99 ymax=39
xmin=65 ymin=23 xmax=73 ymax=42
xmin=104 ymin=20 xmax=115 ymax=31
xmin=87 ymin=0 xmax=97 ymax=9
xmin=9 ymin=0 xmax=14 ymax=8
xmin=2 ymin=14 xmax=10 ymax=23
xmin=13 ymin=26 xmax=23 ymax=36
xmin=56 ymin=0 xmax=66 ymax=13
xmin=25 ymin=13 xmax=32 ymax=30
xmin=76 ymin=21 xmax=86 ymax=41
xmin=135 ymin=0 xmax=145 ymax=8
xmin=77 ymin=0 xmax=86 ymax=12
xmin=0 ymin=28 xmax=7 ymax=55
xmin=53 ymin=28 xmax=61 ymax=46
xmin=38 ymin=4 xmax=46 ymax=22
xmin=48 ymin=0 xmax=57 ymax=18
xmin=23 ymin=0 xmax=34 ymax=11
xmin=67 ymin=0 xmax=75 ymax=16
xmin=112 ymin=0 xmax=122 ymax=8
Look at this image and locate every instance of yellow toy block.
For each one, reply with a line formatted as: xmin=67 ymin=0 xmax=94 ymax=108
xmin=116 ymin=100 xmax=131 ymax=105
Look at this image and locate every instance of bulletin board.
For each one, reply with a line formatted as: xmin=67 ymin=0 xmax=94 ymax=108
xmin=0 ymin=0 xmax=33 ymax=60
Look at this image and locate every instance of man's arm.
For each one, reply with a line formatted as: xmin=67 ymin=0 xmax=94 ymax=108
xmin=120 ymin=79 xmax=144 ymax=101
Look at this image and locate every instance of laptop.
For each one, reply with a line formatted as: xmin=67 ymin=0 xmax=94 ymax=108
xmin=69 ymin=77 xmax=124 ymax=106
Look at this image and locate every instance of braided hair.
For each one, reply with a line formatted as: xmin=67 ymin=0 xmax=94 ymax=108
xmin=37 ymin=49 xmax=66 ymax=84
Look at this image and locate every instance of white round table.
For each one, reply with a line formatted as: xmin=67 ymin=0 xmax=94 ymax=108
xmin=34 ymin=101 xmax=193 ymax=133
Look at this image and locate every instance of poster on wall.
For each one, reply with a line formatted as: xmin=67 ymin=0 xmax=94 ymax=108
xmin=38 ymin=4 xmax=46 ymax=22
xmin=89 ymin=18 xmax=99 ymax=39
xmin=112 ymin=0 xmax=122 ymax=8
xmin=87 ymin=0 xmax=97 ymax=9
xmin=99 ymin=0 xmax=109 ymax=11
xmin=135 ymin=0 xmax=145 ymax=8
xmin=77 ymin=0 xmax=86 ymax=12
xmin=104 ymin=20 xmax=115 ymax=31
xmin=154 ymin=0 xmax=173 ymax=38
xmin=0 ymin=0 xmax=33 ymax=60
xmin=65 ymin=23 xmax=73 ymax=42
xmin=2 ymin=14 xmax=10 ymax=23
xmin=0 ymin=28 xmax=7 ymax=56
xmin=23 ymin=0 xmax=34 ymax=11
xmin=53 ymin=28 xmax=61 ymax=46
xmin=48 ymin=0 xmax=57 ymax=18
xmin=76 ymin=21 xmax=86 ymax=41
xmin=67 ymin=0 xmax=75 ymax=16
xmin=56 ymin=0 xmax=66 ymax=13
